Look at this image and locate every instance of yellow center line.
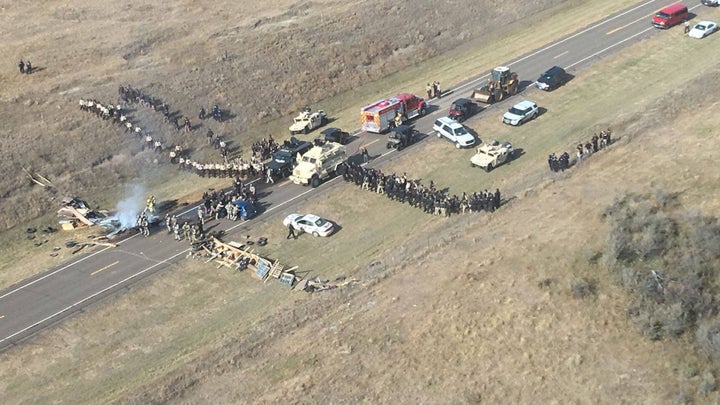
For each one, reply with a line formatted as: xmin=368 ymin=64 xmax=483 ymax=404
xmin=607 ymin=9 xmax=661 ymax=35
xmin=360 ymin=138 xmax=379 ymax=148
xmin=91 ymin=260 xmax=119 ymax=276
xmin=276 ymin=179 xmax=291 ymax=188
xmin=554 ymin=50 xmax=569 ymax=59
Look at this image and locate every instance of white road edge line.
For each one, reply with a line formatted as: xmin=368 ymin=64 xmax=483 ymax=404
xmin=0 ymin=249 xmax=190 ymax=345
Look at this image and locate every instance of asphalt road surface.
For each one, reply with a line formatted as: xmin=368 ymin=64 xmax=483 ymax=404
xmin=0 ymin=0 xmax=699 ymax=352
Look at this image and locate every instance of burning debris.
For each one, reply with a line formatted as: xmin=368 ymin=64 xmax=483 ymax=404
xmin=57 ymin=186 xmax=161 ymax=239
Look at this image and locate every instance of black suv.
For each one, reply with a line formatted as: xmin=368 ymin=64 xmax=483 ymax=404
xmin=535 ymin=66 xmax=568 ymax=91
xmin=448 ymin=98 xmax=479 ymax=122
xmin=266 ymin=137 xmax=313 ymax=178
xmin=320 ymin=127 xmax=351 ymax=145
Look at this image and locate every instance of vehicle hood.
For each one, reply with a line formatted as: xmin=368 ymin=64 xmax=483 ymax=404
xmin=289 ymin=121 xmax=309 ymax=131
xmin=470 ymin=152 xmax=494 ymax=166
xmin=456 ymin=133 xmax=476 ymax=146
xmin=292 ymin=161 xmax=317 ymax=176
xmin=688 ymin=29 xmax=704 ymax=38
xmin=503 ymin=111 xmax=524 ymax=121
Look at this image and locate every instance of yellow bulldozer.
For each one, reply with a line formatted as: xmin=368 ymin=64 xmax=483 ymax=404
xmin=471 ymin=66 xmax=519 ymax=104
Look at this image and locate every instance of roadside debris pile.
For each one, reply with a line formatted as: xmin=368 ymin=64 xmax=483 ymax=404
xmin=193 ymin=236 xmax=358 ymax=293
xmin=57 ymin=197 xmax=108 ymax=230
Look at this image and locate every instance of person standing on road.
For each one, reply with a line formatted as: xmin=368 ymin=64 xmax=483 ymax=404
xmin=286 ymin=223 xmax=297 ymax=240
xmin=266 ymin=167 xmax=274 ymax=184
xmin=362 ymin=148 xmax=370 ymax=163
xmin=197 ymin=206 xmax=205 ymax=225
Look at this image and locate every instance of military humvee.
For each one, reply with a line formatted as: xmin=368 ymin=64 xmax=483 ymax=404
xmin=470 ymin=141 xmax=514 ymax=172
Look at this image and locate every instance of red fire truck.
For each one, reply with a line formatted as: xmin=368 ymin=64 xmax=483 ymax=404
xmin=360 ymin=93 xmax=427 ymax=133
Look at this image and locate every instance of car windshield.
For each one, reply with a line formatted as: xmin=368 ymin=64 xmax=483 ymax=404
xmin=695 ymin=24 xmax=706 ymax=30
xmin=509 ymin=107 xmax=527 ymax=115
xmin=454 ymin=126 xmax=469 ymax=136
xmin=301 ymin=156 xmax=316 ymax=163
xmin=314 ymin=218 xmax=327 ymax=227
xmin=656 ymin=12 xmax=669 ymax=19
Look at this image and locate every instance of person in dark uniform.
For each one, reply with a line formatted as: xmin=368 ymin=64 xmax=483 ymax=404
xmin=286 ymin=223 xmax=297 ymax=239
xmin=25 ymin=60 xmax=32 ymax=74
xmin=18 ymin=59 xmax=25 ymax=74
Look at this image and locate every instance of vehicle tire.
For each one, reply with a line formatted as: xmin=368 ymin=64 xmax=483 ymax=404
xmin=485 ymin=163 xmax=493 ymax=172
xmin=312 ymin=231 xmax=319 ymax=237
xmin=321 ymin=116 xmax=328 ymax=125
xmin=338 ymin=163 xmax=347 ymax=175
xmin=303 ymin=126 xmax=309 ymax=134
xmin=386 ymin=142 xmax=392 ymax=149
xmin=281 ymin=167 xmax=290 ymax=178
xmin=310 ymin=176 xmax=320 ymax=188
xmin=494 ymin=89 xmax=504 ymax=102
xmin=509 ymin=81 xmax=519 ymax=95
xmin=420 ymin=107 xmax=427 ymax=117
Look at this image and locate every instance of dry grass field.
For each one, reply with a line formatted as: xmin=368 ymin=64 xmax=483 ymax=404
xmin=3 ymin=0 xmax=720 ymax=403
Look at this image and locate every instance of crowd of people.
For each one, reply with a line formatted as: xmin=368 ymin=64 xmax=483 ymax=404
xmin=548 ymin=128 xmax=613 ymax=172
xmin=425 ymin=81 xmax=442 ymax=99
xmin=79 ymin=85 xmax=265 ymax=181
xmin=78 ymin=96 xmax=174 ymax=155
xmin=251 ymin=136 xmax=280 ymax=161
xmin=174 ymin=157 xmax=263 ymax=179
xmin=162 ymin=180 xmax=258 ymax=244
xmin=341 ymin=161 xmax=502 ymax=216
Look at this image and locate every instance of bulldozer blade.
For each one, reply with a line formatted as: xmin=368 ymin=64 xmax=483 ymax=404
xmin=471 ymin=89 xmax=492 ymax=103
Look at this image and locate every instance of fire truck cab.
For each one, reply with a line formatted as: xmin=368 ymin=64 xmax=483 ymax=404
xmin=360 ymin=93 xmax=427 ymax=133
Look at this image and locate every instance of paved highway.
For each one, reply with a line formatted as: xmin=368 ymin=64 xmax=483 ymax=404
xmin=0 ymin=0 xmax=698 ymax=351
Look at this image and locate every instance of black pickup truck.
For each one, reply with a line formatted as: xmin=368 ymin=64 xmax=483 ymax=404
xmin=266 ymin=137 xmax=313 ymax=178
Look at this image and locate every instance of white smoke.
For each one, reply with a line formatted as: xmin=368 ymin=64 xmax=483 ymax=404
xmin=115 ymin=184 xmax=147 ymax=228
